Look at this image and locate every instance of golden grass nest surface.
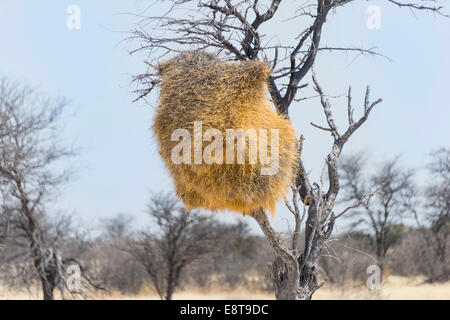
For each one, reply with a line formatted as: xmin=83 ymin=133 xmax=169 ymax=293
xmin=153 ymin=51 xmax=298 ymax=215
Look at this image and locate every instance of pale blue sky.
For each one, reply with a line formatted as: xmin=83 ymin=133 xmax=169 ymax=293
xmin=0 ymin=1 xmax=449 ymax=233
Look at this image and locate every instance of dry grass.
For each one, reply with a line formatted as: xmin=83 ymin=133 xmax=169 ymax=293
xmin=313 ymin=276 xmax=450 ymax=300
xmin=2 ymin=276 xmax=448 ymax=300
xmin=153 ymin=51 xmax=298 ymax=215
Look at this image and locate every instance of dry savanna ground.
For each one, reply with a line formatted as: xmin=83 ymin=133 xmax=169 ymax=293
xmin=1 ymin=276 xmax=449 ymax=300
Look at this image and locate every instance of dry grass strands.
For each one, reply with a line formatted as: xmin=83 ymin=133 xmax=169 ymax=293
xmin=153 ymin=51 xmax=298 ymax=215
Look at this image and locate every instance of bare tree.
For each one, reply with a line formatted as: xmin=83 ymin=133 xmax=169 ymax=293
xmin=125 ymin=193 xmax=231 ymax=300
xmin=407 ymin=148 xmax=450 ymax=282
xmin=0 ymin=77 xmax=83 ymax=300
xmin=101 ymin=213 xmax=134 ymax=240
xmin=425 ymin=148 xmax=450 ymax=282
xmin=131 ymin=0 xmax=447 ymax=299
xmin=340 ymin=154 xmax=415 ymax=271
xmin=93 ymin=213 xmax=147 ymax=294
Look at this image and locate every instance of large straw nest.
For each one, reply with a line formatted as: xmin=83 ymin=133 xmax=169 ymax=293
xmin=153 ymin=51 xmax=298 ymax=215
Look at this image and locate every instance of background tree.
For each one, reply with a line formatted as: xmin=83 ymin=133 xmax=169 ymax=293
xmin=183 ymin=219 xmax=275 ymax=291
xmin=94 ymin=213 xmax=146 ymax=294
xmin=339 ymin=154 xmax=415 ymax=271
xmin=125 ymin=193 xmax=231 ymax=300
xmin=0 ymin=77 xmax=87 ymax=300
xmin=131 ymin=0 xmax=447 ymax=299
xmin=424 ymin=148 xmax=450 ymax=282
xmin=406 ymin=148 xmax=450 ymax=282
xmin=101 ymin=213 xmax=134 ymax=240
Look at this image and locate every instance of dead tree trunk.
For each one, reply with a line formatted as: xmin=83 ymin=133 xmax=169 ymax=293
xmin=252 ymin=77 xmax=382 ymax=300
xmin=41 ymin=276 xmax=55 ymax=300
